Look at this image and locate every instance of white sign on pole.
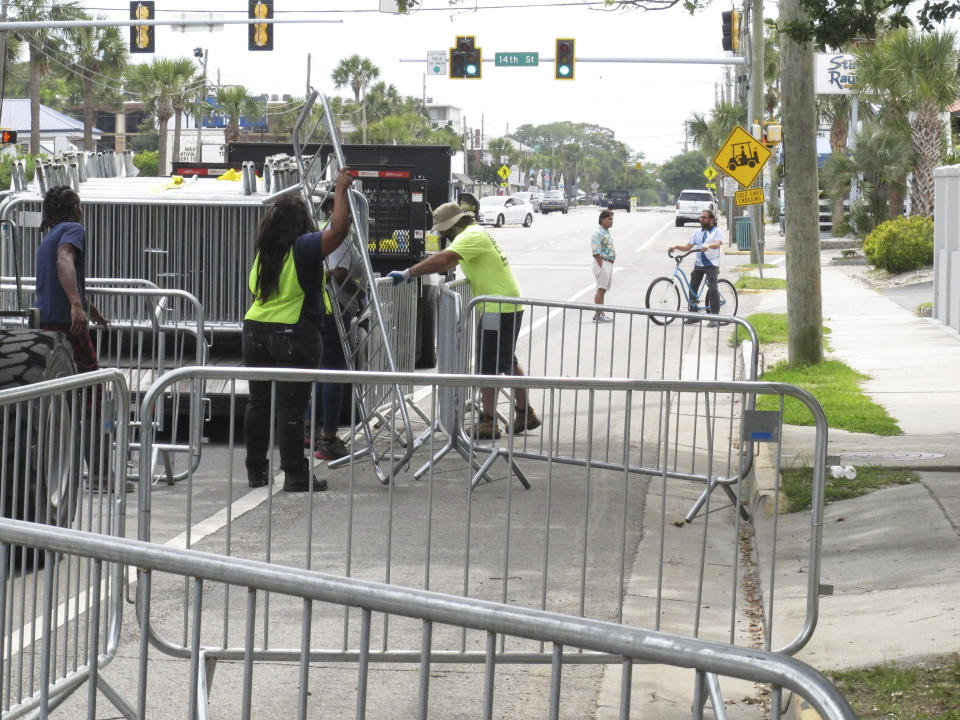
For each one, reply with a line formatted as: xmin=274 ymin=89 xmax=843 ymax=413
xmin=815 ymin=53 xmax=856 ymax=94
xmin=426 ymin=51 xmax=446 ymax=76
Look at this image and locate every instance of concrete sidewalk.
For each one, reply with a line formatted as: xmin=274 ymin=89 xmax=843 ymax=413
xmin=614 ymin=223 xmax=960 ymax=718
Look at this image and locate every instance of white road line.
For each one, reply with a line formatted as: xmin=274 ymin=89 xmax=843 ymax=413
xmin=639 ymin=220 xmax=676 ymax=252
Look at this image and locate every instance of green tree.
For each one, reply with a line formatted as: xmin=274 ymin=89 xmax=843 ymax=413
xmin=66 ymin=21 xmax=128 ymax=151
xmin=854 ymin=29 xmax=960 ymax=217
xmin=685 ymin=100 xmax=745 ymax=162
xmin=331 ymin=55 xmax=380 ymax=143
xmin=10 ymin=0 xmax=85 ymax=153
xmin=167 ymin=58 xmax=202 ymax=164
xmin=214 ymin=85 xmax=263 ymax=144
xmin=126 ymin=59 xmax=176 ymax=173
xmin=659 ymin=151 xmax=709 ymax=198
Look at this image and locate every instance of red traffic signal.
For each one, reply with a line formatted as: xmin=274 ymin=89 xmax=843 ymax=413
xmin=0 ymin=131 xmax=17 ymax=144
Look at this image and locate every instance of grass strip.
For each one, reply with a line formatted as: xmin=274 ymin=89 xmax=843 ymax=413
xmin=733 ymin=312 xmax=831 ymax=346
xmin=780 ymin=465 xmax=918 ymax=511
xmin=828 ymin=654 xmax=960 ymax=720
xmin=758 ymin=359 xmax=902 ymax=435
xmin=735 ymin=276 xmax=787 ymax=291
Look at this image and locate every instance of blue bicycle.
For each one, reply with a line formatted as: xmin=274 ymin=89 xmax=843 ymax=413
xmin=645 ymin=248 xmax=738 ymax=326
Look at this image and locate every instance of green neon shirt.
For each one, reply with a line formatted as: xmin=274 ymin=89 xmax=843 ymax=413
xmin=448 ymin=224 xmax=521 ymax=313
xmin=245 ymin=248 xmax=305 ymax=324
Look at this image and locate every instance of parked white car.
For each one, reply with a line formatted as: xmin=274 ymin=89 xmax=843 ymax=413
xmin=511 ymin=191 xmax=542 ymax=212
xmin=477 ymin=195 xmax=535 ymax=227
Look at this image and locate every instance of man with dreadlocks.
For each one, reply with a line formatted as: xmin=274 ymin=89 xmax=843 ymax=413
xmin=36 ymin=185 xmax=109 ymax=372
xmin=242 ymin=167 xmax=353 ymax=492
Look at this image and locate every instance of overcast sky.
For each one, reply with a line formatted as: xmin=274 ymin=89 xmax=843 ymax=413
xmin=74 ymin=0 xmax=779 ymax=164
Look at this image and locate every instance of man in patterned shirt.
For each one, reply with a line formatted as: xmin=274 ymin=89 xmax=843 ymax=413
xmin=591 ymin=209 xmax=616 ymax=323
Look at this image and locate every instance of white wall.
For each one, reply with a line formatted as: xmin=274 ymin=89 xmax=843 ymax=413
xmin=933 ymin=165 xmax=960 ymax=332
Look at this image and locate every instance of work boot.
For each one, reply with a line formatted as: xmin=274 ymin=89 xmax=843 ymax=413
xmin=282 ymin=470 xmax=328 ymax=492
xmin=509 ymin=406 xmax=541 ymax=434
xmin=474 ymin=412 xmax=501 ymax=440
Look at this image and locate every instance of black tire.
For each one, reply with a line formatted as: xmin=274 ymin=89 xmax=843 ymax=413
xmin=717 ymin=278 xmax=739 ymax=317
xmin=495 ymin=214 xmax=504 ymax=228
xmin=561 ymin=207 xmax=568 ymax=214
xmin=645 ymin=278 xmax=680 ymax=325
xmin=0 ymin=330 xmax=81 ymax=530
xmin=522 ymin=214 xmax=533 ymax=227
xmin=675 ymin=218 xmax=683 ymax=227
xmin=626 ymin=207 xmax=631 ymax=213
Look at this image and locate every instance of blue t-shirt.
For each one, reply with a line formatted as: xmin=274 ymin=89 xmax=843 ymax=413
xmin=36 ymin=221 xmax=86 ymax=323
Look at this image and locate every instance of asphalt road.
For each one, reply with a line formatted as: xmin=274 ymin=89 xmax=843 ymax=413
xmin=46 ymin=205 xmax=766 ymax=718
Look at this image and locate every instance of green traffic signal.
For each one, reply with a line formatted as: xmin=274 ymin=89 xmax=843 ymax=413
xmin=555 ymin=38 xmax=574 ymax=80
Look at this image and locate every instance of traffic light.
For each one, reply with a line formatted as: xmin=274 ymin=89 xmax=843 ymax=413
xmin=0 ymin=131 xmax=17 ymax=144
xmin=449 ymin=36 xmax=481 ymax=79
xmin=129 ymin=1 xmax=155 ymax=54
xmin=249 ymin=1 xmax=273 ymax=51
xmin=721 ymin=9 xmax=740 ymax=52
xmin=555 ymin=38 xmax=575 ymax=80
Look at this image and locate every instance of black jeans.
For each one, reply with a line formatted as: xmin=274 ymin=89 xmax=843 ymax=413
xmin=689 ymin=265 xmax=720 ymax=315
xmin=242 ymin=319 xmax=322 ymax=479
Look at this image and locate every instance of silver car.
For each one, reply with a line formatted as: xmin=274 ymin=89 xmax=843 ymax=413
xmin=511 ymin=191 xmax=541 ymax=212
xmin=477 ymin=195 xmax=535 ymax=228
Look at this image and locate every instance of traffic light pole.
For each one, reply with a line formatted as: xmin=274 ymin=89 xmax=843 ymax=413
xmin=748 ymin=0 xmax=765 ymax=267
xmin=403 ymin=56 xmax=746 ymax=66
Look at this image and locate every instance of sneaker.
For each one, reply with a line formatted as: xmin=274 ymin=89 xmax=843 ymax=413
xmin=509 ymin=406 xmax=541 ymax=434
xmin=683 ymin=314 xmax=700 ymax=324
xmin=592 ymin=314 xmax=612 ymax=323
xmin=313 ymin=436 xmax=350 ymax=461
xmin=707 ymin=319 xmax=722 ymax=328
xmin=474 ymin=413 xmax=502 ymax=439
xmin=282 ymin=472 xmax=329 ymax=492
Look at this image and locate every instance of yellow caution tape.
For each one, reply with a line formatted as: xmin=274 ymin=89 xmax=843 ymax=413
xmin=152 ymin=175 xmax=184 ymax=192
xmin=217 ymin=168 xmax=242 ymax=181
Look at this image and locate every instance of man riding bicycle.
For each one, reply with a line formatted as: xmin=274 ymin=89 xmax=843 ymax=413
xmin=670 ymin=210 xmax=724 ymax=327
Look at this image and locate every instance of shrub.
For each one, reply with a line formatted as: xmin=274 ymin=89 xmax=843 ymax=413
xmin=133 ymin=150 xmax=158 ymax=177
xmin=863 ymin=215 xmax=933 ymax=273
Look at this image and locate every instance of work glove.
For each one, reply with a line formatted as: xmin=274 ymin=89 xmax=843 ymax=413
xmin=387 ymin=269 xmax=413 ymax=285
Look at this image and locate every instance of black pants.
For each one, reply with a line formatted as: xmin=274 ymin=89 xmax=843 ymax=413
xmin=243 ymin=319 xmax=321 ymax=479
xmin=689 ymin=265 xmax=720 ymax=315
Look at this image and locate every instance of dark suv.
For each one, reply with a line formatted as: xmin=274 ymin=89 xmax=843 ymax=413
xmin=606 ymin=190 xmax=631 ymax=212
xmin=540 ymin=190 xmax=568 ymax=215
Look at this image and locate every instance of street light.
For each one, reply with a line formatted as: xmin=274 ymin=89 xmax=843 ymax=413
xmin=194 ymin=48 xmax=208 ymax=165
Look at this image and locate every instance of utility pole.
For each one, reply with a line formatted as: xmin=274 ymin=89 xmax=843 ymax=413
xmin=748 ymin=0 xmax=764 ymax=264
xmin=306 ymin=54 xmax=311 ymax=98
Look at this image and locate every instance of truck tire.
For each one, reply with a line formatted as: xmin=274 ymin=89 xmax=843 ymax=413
xmin=0 ymin=330 xmax=81 ymax=531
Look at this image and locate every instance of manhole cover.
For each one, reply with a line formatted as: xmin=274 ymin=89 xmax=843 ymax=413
xmin=841 ymin=451 xmax=945 ymax=460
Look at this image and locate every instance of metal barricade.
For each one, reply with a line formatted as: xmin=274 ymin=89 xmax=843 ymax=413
xmin=0 ymin=369 xmax=129 ymax=718
xmin=0 ymin=517 xmax=854 ymax=720
xmin=0 ymin=281 xmax=208 ymax=484
xmin=426 ymin=287 xmax=761 ymax=518
xmin=135 ymin=368 xmax=827 ymax=681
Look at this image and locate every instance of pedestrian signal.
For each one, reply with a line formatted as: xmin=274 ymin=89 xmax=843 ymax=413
xmin=555 ymin=38 xmax=575 ymax=80
xmin=0 ymin=131 xmax=17 ymax=145
xmin=129 ymin=1 xmax=155 ymax=54
xmin=450 ymin=36 xmax=481 ymax=79
xmin=249 ymin=1 xmax=273 ymax=51
xmin=721 ymin=10 xmax=740 ymax=52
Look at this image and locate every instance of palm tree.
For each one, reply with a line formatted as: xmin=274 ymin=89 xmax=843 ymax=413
xmin=215 ymin=85 xmax=263 ymax=144
xmin=66 ymin=22 xmax=127 ymax=151
xmin=685 ymin=100 xmax=746 ymax=161
xmin=126 ymin=59 xmax=178 ymax=174
xmin=10 ymin=0 xmax=85 ymax=153
xmin=817 ymin=94 xmax=852 ymax=230
xmin=167 ymin=58 xmax=202 ymax=164
xmin=331 ymin=55 xmax=380 ymax=143
xmin=855 ymin=29 xmax=960 ymax=217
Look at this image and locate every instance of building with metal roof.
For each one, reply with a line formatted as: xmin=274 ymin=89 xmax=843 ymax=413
xmin=0 ymin=99 xmax=102 ymax=155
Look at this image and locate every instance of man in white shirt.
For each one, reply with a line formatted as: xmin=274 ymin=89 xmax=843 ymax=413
xmin=671 ymin=210 xmax=724 ymax=327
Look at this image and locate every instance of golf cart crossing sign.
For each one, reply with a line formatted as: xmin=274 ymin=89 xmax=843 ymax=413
xmin=714 ymin=125 xmax=771 ymax=188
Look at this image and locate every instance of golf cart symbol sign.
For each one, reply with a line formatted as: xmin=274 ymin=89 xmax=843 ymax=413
xmin=714 ymin=125 xmax=771 ymax=188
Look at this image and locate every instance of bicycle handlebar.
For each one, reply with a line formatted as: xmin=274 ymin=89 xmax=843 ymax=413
xmin=667 ymin=247 xmax=705 ymax=262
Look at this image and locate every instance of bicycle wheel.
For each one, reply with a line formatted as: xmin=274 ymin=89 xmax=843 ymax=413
xmin=645 ymin=277 xmax=680 ymax=325
xmin=717 ymin=279 xmax=738 ymax=317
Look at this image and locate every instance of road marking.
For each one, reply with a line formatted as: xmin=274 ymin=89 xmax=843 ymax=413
xmin=639 ymin=219 xmax=676 ymax=252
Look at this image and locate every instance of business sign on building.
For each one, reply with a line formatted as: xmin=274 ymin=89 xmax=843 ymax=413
xmin=815 ymin=53 xmax=856 ymax=94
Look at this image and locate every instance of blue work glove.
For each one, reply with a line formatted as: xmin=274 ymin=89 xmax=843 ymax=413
xmin=387 ymin=269 xmax=413 ymax=285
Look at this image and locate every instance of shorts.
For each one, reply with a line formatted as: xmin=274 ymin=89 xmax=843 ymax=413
xmin=475 ymin=310 xmax=523 ymax=375
xmin=593 ymin=259 xmax=614 ymax=290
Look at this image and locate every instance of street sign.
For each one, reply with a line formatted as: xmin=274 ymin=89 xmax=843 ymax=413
xmin=714 ymin=125 xmax=771 ymax=188
xmin=734 ymin=188 xmax=765 ymax=206
xmin=703 ymin=166 xmax=717 ymax=180
xmin=426 ymin=50 xmax=446 ymax=75
xmin=497 ymin=164 xmax=511 ymax=180
xmin=494 ymin=52 xmax=538 ymax=67
xmin=500 ymin=182 xmax=509 ymax=187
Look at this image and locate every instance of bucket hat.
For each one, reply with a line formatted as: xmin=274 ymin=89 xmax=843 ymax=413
xmin=431 ymin=202 xmax=471 ymax=232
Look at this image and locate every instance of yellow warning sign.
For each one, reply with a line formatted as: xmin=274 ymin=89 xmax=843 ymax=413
xmin=497 ymin=164 xmax=511 ymax=180
xmin=703 ymin=166 xmax=717 ymax=180
xmin=734 ymin=188 xmax=765 ymax=206
xmin=714 ymin=125 xmax=771 ymax=188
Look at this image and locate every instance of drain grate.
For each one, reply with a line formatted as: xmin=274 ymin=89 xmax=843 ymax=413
xmin=841 ymin=451 xmax=945 ymax=460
